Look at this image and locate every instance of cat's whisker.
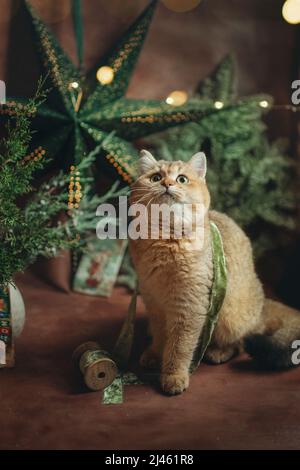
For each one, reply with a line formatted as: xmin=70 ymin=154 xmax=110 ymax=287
xmin=146 ymin=194 xmax=157 ymax=210
xmin=130 ymin=190 xmax=157 ymax=198
xmin=134 ymin=194 xmax=150 ymax=205
xmin=168 ymin=189 xmax=182 ymax=196
xmin=136 ymin=189 xmax=162 ymax=197
xmin=133 ymin=190 xmax=161 ymax=205
xmin=134 ymin=192 xmax=160 ymax=208
xmin=130 ymin=188 xmax=152 ymax=192
xmin=136 ymin=197 xmax=155 ymax=207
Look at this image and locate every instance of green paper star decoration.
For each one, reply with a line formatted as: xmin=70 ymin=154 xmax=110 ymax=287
xmin=6 ymin=0 xmax=215 ymax=184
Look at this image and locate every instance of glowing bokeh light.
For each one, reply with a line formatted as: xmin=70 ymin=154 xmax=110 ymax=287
xmin=282 ymin=0 xmax=300 ymax=24
xmin=166 ymin=90 xmax=188 ymax=106
xmin=96 ymin=66 xmax=115 ymax=85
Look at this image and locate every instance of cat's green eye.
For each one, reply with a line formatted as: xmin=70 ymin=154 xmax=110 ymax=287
xmin=176 ymin=175 xmax=189 ymax=184
xmin=150 ymin=173 xmax=162 ymax=183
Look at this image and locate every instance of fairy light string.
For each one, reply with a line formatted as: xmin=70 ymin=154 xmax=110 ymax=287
xmin=1 ymin=96 xmax=300 ymax=184
xmin=68 ymin=82 xmax=83 ymax=113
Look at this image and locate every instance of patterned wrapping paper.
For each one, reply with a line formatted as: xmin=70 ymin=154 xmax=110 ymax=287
xmin=102 ymin=372 xmax=144 ymax=405
xmin=73 ymin=239 xmax=128 ymax=297
xmin=0 ymin=287 xmax=12 ymax=366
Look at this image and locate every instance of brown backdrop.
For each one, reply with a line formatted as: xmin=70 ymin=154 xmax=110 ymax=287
xmin=0 ymin=0 xmax=298 ymax=138
xmin=1 ymin=0 xmax=299 ymax=302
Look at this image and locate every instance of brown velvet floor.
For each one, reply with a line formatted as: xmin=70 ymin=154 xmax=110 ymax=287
xmin=1 ymin=271 xmax=300 ymax=450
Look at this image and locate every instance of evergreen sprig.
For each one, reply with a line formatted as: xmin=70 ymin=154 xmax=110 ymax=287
xmin=145 ymin=56 xmax=298 ymax=256
xmin=0 ymin=88 xmax=128 ymax=287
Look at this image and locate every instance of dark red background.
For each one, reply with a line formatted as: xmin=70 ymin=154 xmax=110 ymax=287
xmin=1 ymin=0 xmax=298 ymax=139
xmin=1 ymin=1 xmax=300 ymax=450
xmin=1 ymin=0 xmax=299 ymax=301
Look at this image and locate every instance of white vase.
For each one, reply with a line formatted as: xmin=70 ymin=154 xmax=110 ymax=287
xmin=9 ymin=284 xmax=26 ymax=337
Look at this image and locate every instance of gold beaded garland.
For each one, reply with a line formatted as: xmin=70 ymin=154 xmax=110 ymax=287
xmin=68 ymin=165 xmax=83 ymax=210
xmin=105 ymin=154 xmax=133 ymax=184
xmin=22 ymin=146 xmax=46 ymax=165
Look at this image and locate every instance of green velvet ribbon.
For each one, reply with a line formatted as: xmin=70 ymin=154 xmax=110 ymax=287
xmin=102 ymin=221 xmax=227 ymax=404
xmin=112 ymin=289 xmax=138 ymax=369
xmin=190 ymin=221 xmax=227 ymax=371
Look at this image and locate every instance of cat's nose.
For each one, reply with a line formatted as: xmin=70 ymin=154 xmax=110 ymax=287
xmin=162 ymin=177 xmax=175 ymax=187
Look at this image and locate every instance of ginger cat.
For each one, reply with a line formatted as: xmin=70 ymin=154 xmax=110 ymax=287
xmin=129 ymin=150 xmax=300 ymax=395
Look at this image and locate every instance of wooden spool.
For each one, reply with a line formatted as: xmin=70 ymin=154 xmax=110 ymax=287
xmin=73 ymin=341 xmax=117 ymax=391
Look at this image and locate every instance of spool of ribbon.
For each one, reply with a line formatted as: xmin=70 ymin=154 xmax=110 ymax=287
xmin=72 ymin=341 xmax=118 ymax=391
xmin=72 ymin=289 xmax=138 ymax=397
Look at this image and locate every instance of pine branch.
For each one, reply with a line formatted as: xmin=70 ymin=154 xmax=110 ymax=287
xmin=145 ymin=56 xmax=298 ymax=256
xmin=0 ymin=85 xmax=128 ymax=286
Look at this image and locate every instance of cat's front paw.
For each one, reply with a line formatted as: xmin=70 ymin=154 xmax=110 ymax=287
xmin=140 ymin=347 xmax=161 ymax=370
xmin=161 ymin=371 xmax=189 ymax=395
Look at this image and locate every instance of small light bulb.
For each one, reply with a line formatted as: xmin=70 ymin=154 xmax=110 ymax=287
xmin=166 ymin=90 xmax=188 ymax=106
xmin=259 ymin=100 xmax=269 ymax=108
xmin=282 ymin=0 xmax=300 ymax=24
xmin=96 ymin=66 xmax=114 ymax=85
xmin=71 ymin=82 xmax=79 ymax=89
xmin=214 ymin=101 xmax=224 ymax=109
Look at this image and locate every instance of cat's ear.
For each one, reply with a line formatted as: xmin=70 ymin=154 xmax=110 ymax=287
xmin=189 ymin=152 xmax=207 ymax=179
xmin=139 ymin=149 xmax=157 ymax=175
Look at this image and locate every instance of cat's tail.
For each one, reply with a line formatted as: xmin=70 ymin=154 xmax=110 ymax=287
xmin=244 ymin=299 xmax=300 ymax=370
